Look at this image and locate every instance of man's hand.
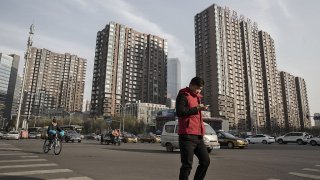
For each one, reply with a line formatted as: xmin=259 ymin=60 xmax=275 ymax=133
xmin=197 ymin=104 xmax=208 ymax=111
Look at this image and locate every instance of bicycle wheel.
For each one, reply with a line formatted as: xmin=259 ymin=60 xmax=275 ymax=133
xmin=54 ymin=139 xmax=62 ymax=155
xmin=43 ymin=139 xmax=50 ymax=153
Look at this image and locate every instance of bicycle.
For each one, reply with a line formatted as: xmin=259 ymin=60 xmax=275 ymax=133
xmin=43 ymin=131 xmax=64 ymax=155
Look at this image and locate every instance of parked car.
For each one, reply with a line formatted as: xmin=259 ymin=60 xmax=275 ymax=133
xmin=246 ymin=134 xmax=275 ymax=144
xmin=64 ymin=130 xmax=81 ymax=143
xmin=28 ymin=131 xmax=41 ymax=139
xmin=276 ymin=132 xmax=309 ymax=145
xmin=161 ymin=121 xmax=220 ymax=153
xmin=216 ymin=130 xmax=248 ymax=149
xmin=122 ymin=133 xmax=138 ymax=143
xmin=308 ymin=136 xmax=320 ymax=146
xmin=3 ymin=131 xmax=20 ymax=140
xmin=138 ymin=133 xmax=158 ymax=143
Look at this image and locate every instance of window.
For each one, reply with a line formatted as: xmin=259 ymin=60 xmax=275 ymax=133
xmin=165 ymin=125 xmax=175 ymax=133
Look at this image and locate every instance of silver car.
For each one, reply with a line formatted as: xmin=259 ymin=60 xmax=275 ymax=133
xmin=246 ymin=134 xmax=275 ymax=144
xmin=308 ymin=136 xmax=320 ymax=146
xmin=276 ymin=132 xmax=309 ymax=145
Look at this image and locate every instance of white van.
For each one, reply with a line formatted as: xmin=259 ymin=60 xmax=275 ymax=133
xmin=161 ymin=121 xmax=220 ymax=153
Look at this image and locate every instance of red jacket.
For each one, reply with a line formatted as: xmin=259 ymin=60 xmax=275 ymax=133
xmin=176 ymin=87 xmax=205 ymax=136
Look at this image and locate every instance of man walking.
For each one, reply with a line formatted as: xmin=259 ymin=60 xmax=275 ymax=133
xmin=176 ymin=77 xmax=210 ymax=180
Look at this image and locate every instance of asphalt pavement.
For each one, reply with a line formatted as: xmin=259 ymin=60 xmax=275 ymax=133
xmin=0 ymin=139 xmax=319 ymax=180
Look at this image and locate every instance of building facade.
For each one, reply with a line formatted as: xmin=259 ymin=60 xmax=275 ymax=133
xmin=123 ymin=102 xmax=168 ymax=125
xmin=295 ymin=77 xmax=310 ymax=129
xmin=195 ymin=5 xmax=247 ymax=130
xmin=0 ymin=53 xmax=20 ymax=128
xmin=195 ymin=4 xmax=310 ymax=133
xmin=240 ymin=18 xmax=265 ymax=132
xmin=259 ymin=31 xmax=284 ymax=133
xmin=21 ymin=47 xmax=86 ymax=121
xmin=167 ymin=58 xmax=181 ymax=99
xmin=279 ymin=71 xmax=300 ymax=131
xmin=91 ymin=22 xmax=168 ymax=117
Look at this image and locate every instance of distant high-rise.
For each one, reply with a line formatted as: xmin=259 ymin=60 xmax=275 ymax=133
xmin=167 ymin=58 xmax=181 ymax=99
xmin=11 ymin=75 xmax=22 ymax=119
xmin=195 ymin=4 xmax=310 ymax=133
xmin=280 ymin=71 xmax=300 ymax=131
xmin=295 ymin=77 xmax=310 ymax=129
xmin=91 ymin=22 xmax=167 ymax=117
xmin=21 ymin=47 xmax=86 ymax=120
xmin=0 ymin=53 xmax=20 ymax=127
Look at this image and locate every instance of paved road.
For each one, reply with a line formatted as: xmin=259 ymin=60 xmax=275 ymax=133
xmin=0 ymin=139 xmax=319 ymax=180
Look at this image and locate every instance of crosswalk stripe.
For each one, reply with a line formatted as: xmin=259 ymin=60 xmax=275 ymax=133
xmin=0 ymin=153 xmax=32 ymax=156
xmin=289 ymin=172 xmax=320 ymax=179
xmin=0 ymin=163 xmax=57 ymax=169
xmin=0 ymin=169 xmax=72 ymax=176
xmin=20 ymin=155 xmax=39 ymax=158
xmin=303 ymin=168 xmax=320 ymax=173
xmin=48 ymin=177 xmax=93 ymax=180
xmin=0 ymin=159 xmax=46 ymax=163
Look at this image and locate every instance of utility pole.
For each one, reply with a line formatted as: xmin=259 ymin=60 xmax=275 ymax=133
xmin=16 ymin=24 xmax=35 ymax=130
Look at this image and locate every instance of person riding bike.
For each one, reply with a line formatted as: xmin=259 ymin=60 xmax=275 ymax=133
xmin=111 ymin=128 xmax=121 ymax=144
xmin=47 ymin=118 xmax=62 ymax=149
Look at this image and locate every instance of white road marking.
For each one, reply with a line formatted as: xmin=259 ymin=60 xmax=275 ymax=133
xmin=316 ymin=165 xmax=320 ymax=167
xmin=303 ymin=168 xmax=320 ymax=173
xmin=48 ymin=177 xmax=93 ymax=180
xmin=20 ymin=155 xmax=39 ymax=158
xmin=0 ymin=159 xmax=46 ymax=163
xmin=0 ymin=153 xmax=32 ymax=156
xmin=289 ymin=172 xmax=320 ymax=179
xmin=0 ymin=169 xmax=72 ymax=176
xmin=0 ymin=147 xmax=22 ymax=150
xmin=0 ymin=163 xmax=57 ymax=169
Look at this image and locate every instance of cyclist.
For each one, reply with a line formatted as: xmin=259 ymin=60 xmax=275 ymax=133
xmin=47 ymin=118 xmax=62 ymax=149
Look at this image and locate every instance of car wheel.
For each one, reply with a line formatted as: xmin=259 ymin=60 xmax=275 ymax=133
xmin=262 ymin=140 xmax=267 ymax=144
xmin=78 ymin=140 xmax=81 ymax=143
xmin=227 ymin=142 xmax=234 ymax=149
xmin=277 ymin=139 xmax=284 ymax=144
xmin=166 ymin=143 xmax=174 ymax=152
xmin=297 ymin=139 xmax=303 ymax=145
xmin=310 ymin=140 xmax=317 ymax=146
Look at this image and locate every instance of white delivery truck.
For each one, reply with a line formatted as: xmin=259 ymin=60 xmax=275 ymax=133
xmin=161 ymin=121 xmax=220 ymax=153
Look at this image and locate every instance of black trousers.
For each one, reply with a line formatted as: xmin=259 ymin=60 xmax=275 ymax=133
xmin=179 ymin=135 xmax=210 ymax=180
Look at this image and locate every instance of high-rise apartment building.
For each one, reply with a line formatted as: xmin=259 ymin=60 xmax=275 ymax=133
xmin=21 ymin=47 xmax=86 ymax=120
xmin=295 ymin=77 xmax=310 ymax=129
xmin=259 ymin=31 xmax=284 ymax=132
xmin=280 ymin=71 xmax=300 ymax=131
xmin=91 ymin=22 xmax=167 ymax=117
xmin=0 ymin=53 xmax=20 ymax=127
xmin=195 ymin=5 xmax=246 ymax=130
xmin=240 ymin=18 xmax=265 ymax=131
xmin=195 ymin=4 xmax=311 ymax=133
xmin=11 ymin=75 xmax=22 ymax=119
xmin=167 ymin=58 xmax=181 ymax=99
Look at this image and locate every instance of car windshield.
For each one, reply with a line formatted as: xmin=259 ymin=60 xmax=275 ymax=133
xmin=205 ymin=125 xmax=216 ymax=135
xmin=223 ymin=132 xmax=236 ymax=138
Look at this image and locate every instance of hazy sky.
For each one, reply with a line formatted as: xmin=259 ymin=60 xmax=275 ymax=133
xmin=1 ymin=0 xmax=319 ymax=124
